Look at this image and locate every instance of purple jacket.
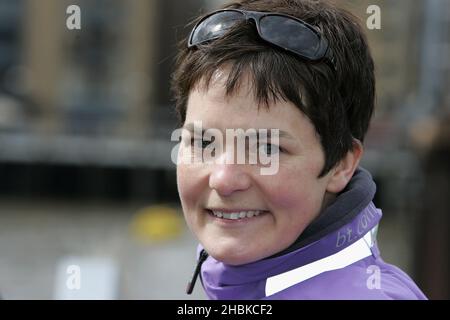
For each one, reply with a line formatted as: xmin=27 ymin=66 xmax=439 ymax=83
xmin=189 ymin=168 xmax=427 ymax=300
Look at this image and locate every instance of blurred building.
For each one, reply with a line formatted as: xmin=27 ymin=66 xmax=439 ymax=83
xmin=341 ymin=1 xmax=421 ymax=116
xmin=0 ymin=0 xmax=205 ymax=202
xmin=0 ymin=0 xmax=198 ymax=138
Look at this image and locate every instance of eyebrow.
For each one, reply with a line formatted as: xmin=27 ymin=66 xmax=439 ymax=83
xmin=182 ymin=123 xmax=295 ymax=140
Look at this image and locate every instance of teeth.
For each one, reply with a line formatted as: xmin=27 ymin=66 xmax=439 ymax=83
xmin=211 ymin=210 xmax=264 ymax=220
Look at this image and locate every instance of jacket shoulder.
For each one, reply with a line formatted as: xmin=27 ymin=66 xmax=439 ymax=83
xmin=266 ymin=257 xmax=426 ymax=300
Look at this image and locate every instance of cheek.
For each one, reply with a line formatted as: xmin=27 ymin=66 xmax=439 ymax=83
xmin=263 ymin=166 xmax=324 ymax=212
xmin=177 ymin=165 xmax=199 ymax=231
xmin=177 ymin=164 xmax=196 ymax=205
xmin=177 ymin=163 xmax=208 ymax=214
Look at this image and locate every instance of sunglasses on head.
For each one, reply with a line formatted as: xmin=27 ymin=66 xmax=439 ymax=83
xmin=188 ymin=9 xmax=336 ymax=71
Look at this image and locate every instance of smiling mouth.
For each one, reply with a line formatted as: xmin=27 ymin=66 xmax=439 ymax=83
xmin=206 ymin=209 xmax=268 ymax=220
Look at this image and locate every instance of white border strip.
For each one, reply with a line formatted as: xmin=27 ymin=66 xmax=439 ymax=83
xmin=265 ymin=230 xmax=374 ymax=297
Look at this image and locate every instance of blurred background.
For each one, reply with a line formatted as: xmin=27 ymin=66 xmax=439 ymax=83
xmin=0 ymin=0 xmax=448 ymax=299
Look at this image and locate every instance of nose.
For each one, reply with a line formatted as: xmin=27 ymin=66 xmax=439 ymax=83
xmin=209 ymin=163 xmax=252 ymax=197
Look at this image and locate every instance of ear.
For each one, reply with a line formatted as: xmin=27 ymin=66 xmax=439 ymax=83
xmin=326 ymin=140 xmax=364 ymax=194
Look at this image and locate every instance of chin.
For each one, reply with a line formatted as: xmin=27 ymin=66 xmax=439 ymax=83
xmin=206 ymin=245 xmax=264 ymax=266
xmin=214 ymin=255 xmax=253 ymax=266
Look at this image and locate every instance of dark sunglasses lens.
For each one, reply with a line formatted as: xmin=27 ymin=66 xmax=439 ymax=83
xmin=191 ymin=11 xmax=243 ymax=45
xmin=259 ymin=16 xmax=321 ymax=59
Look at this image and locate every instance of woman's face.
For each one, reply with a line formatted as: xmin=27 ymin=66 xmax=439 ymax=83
xmin=177 ymin=70 xmax=334 ymax=265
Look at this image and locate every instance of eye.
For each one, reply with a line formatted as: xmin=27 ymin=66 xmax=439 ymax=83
xmin=259 ymin=143 xmax=282 ymax=156
xmin=190 ymin=136 xmax=213 ymax=149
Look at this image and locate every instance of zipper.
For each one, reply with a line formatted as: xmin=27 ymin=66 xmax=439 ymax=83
xmin=186 ymin=249 xmax=209 ymax=294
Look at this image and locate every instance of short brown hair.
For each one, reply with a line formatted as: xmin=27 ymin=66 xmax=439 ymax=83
xmin=171 ymin=0 xmax=375 ymax=177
